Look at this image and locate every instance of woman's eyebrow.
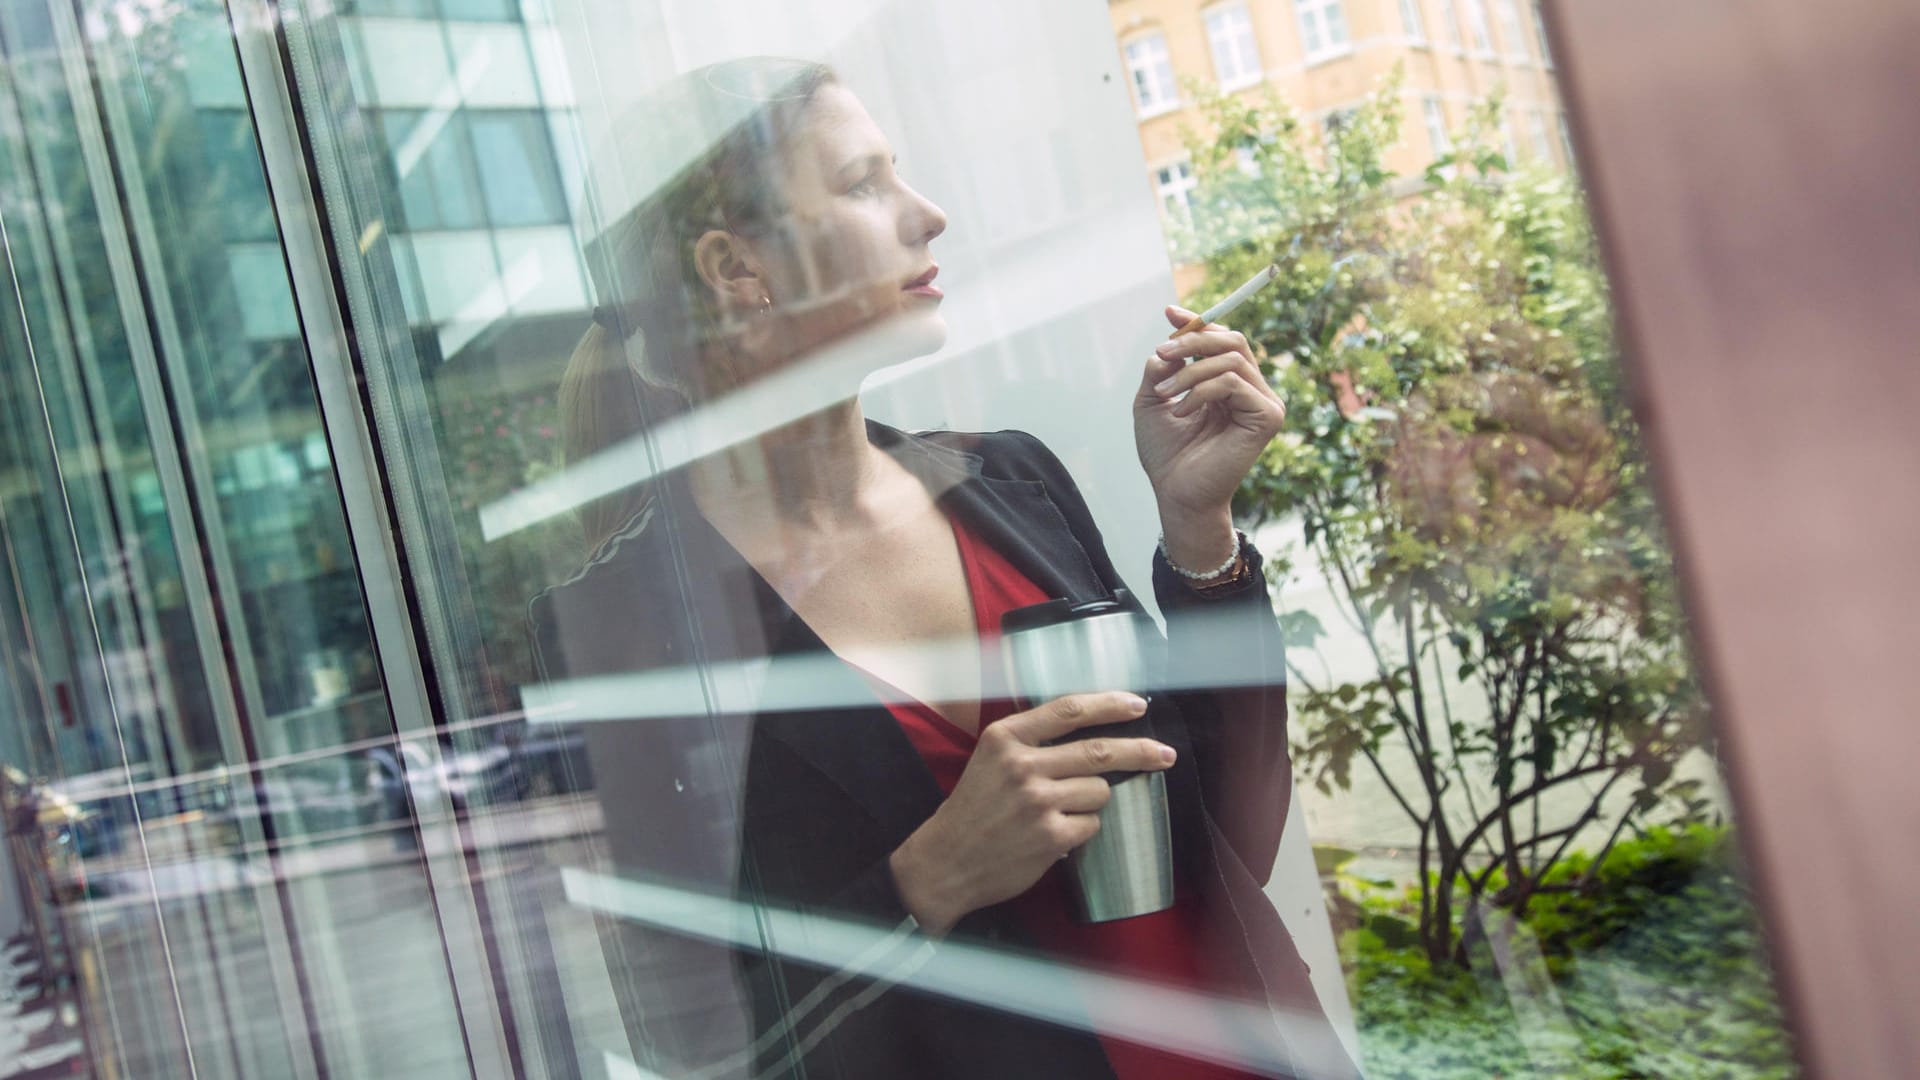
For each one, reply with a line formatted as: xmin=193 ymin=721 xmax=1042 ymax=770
xmin=833 ymin=152 xmax=895 ymax=183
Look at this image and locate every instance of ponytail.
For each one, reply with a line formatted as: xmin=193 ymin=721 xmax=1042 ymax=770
xmin=559 ymin=321 xmax=685 ymax=555
xmin=560 ymin=57 xmax=837 ymax=555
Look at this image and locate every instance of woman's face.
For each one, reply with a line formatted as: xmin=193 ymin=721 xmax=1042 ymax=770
xmin=736 ymin=83 xmax=950 ymax=369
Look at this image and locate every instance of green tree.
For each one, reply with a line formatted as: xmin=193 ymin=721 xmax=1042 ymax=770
xmin=1176 ymin=70 xmax=1711 ymax=969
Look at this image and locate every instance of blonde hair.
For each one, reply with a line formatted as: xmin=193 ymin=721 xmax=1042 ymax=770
xmin=560 ymin=57 xmax=836 ymax=553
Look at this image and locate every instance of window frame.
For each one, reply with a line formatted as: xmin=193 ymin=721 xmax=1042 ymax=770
xmin=1527 ymin=106 xmax=1553 ymax=162
xmin=1461 ymin=0 xmax=1495 ymax=57
xmin=1124 ymin=32 xmax=1181 ymax=118
xmin=1496 ymin=0 xmax=1530 ymax=64
xmin=1292 ymin=0 xmax=1352 ymax=66
xmin=1422 ymin=95 xmax=1451 ymax=158
xmin=1398 ymin=0 xmax=1428 ymax=46
xmin=1438 ymin=0 xmax=1465 ymax=54
xmin=1154 ymin=159 xmax=1197 ymax=219
xmin=1203 ymin=2 xmax=1264 ymax=92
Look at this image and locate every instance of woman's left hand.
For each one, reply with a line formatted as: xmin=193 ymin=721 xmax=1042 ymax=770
xmin=1133 ymin=305 xmax=1287 ymax=569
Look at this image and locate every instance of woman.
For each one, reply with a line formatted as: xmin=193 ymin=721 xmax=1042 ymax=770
xmin=530 ymin=57 xmax=1356 ymax=1079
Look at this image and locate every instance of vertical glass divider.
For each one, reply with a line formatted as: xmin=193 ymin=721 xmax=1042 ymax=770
xmin=223 ymin=0 xmax=518 ymax=1076
xmin=3 ymin=91 xmax=252 ymax=1079
xmin=33 ymin=0 xmax=322 ymax=1071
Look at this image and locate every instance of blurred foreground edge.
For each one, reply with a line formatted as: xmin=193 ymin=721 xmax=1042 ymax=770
xmin=1546 ymin=0 xmax=1920 ymax=1076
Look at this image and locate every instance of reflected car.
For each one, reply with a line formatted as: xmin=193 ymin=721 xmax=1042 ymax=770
xmin=366 ymin=741 xmax=527 ymax=820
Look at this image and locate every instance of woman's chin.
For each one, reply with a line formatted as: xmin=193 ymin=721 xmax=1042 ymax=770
xmin=836 ymin=306 xmax=948 ymax=370
xmin=892 ymin=305 xmax=949 ymax=359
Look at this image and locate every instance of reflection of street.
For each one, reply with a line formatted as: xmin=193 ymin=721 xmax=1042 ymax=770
xmin=0 ymin=939 xmax=85 ymax=1079
xmin=47 ymin=796 xmax=603 ymax=1079
xmin=59 ymin=794 xmax=600 ymax=907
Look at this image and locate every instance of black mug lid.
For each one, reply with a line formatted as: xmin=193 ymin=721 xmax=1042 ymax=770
xmin=1000 ymin=590 xmax=1134 ymax=636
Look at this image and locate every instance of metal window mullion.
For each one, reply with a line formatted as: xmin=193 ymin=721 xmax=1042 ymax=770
xmin=35 ymin=0 xmax=324 ymax=1072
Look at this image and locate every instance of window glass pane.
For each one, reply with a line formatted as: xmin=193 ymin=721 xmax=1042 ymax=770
xmin=467 ymin=109 xmax=567 ymax=226
xmin=1464 ymin=0 xmax=1493 ymax=51
xmin=1322 ymin=1 xmax=1349 ymax=47
xmin=1206 ymin=4 xmax=1260 ymax=87
xmin=1497 ymin=0 xmax=1529 ymax=60
xmin=1424 ymin=95 xmax=1451 ymax=154
xmin=1126 ymin=34 xmax=1175 ymax=111
xmin=445 ymin=23 xmax=539 ymax=106
xmin=1297 ymin=6 xmax=1325 ymax=56
xmin=0 ymin=0 xmax=1806 ymax=1078
xmin=1441 ymin=0 xmax=1463 ymax=48
xmin=0 ymin=0 xmax=472 ymax=1074
xmin=195 ymin=108 xmax=279 ymax=241
xmin=348 ymin=0 xmax=435 ymax=19
xmin=382 ymin=109 xmax=488 ymax=230
xmin=440 ymin=0 xmax=516 ymax=22
xmin=1399 ymin=0 xmax=1427 ymax=42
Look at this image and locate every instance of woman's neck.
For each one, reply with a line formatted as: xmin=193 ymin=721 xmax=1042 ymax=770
xmin=689 ymin=398 xmax=886 ymax=533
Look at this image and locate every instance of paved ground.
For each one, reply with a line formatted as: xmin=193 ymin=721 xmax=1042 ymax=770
xmin=0 ymin=938 xmax=88 ymax=1079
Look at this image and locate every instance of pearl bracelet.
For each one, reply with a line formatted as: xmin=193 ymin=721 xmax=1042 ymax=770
xmin=1159 ymin=529 xmax=1247 ymax=582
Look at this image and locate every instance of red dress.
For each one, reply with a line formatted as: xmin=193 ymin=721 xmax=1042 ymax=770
xmin=871 ymin=517 xmax=1262 ymax=1080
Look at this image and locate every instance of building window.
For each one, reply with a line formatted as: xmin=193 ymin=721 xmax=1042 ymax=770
xmin=1439 ymin=0 xmax=1464 ymax=52
xmin=1534 ymin=0 xmax=1554 ymax=64
xmin=1462 ymin=0 xmax=1494 ymax=55
xmin=1293 ymin=0 xmax=1351 ymax=63
xmin=1528 ymin=107 xmax=1553 ymax=161
xmin=1398 ymin=0 xmax=1427 ymax=44
xmin=1124 ymin=33 xmax=1179 ymax=115
xmin=438 ymin=0 xmax=515 ymax=21
xmin=1499 ymin=113 xmax=1519 ymax=164
xmin=1422 ymin=95 xmax=1451 ymax=157
xmin=382 ymin=111 xmax=486 ymax=232
xmin=1496 ymin=0 xmax=1529 ymax=62
xmin=467 ymin=110 xmax=568 ymax=226
xmin=1205 ymin=4 xmax=1263 ymax=90
xmin=1155 ymin=160 xmax=1196 ymax=218
xmin=1559 ymin=110 xmax=1576 ymax=164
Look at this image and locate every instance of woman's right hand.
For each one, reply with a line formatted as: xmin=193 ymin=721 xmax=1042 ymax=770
xmin=887 ymin=691 xmax=1176 ymax=937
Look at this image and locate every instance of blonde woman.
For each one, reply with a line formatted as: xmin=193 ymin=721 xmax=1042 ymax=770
xmin=531 ymin=57 xmax=1353 ymax=1080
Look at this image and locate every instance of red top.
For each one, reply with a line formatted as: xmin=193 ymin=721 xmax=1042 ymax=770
xmin=870 ymin=517 xmax=1261 ymax=1080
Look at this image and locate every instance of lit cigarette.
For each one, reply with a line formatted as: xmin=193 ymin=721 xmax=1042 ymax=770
xmin=1170 ymin=263 xmax=1280 ymax=339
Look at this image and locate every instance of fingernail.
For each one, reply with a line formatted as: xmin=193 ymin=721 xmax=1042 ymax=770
xmin=1126 ymin=694 xmax=1148 ymax=714
xmin=1158 ymin=745 xmax=1177 ymax=765
xmin=1154 ymin=344 xmax=1175 ymax=359
xmin=1153 ymin=377 xmax=1178 ymax=396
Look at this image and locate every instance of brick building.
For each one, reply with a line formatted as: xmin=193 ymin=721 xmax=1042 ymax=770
xmin=1109 ymin=0 xmax=1572 ymax=227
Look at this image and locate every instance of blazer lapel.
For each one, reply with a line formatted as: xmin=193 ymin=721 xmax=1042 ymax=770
xmin=661 ymin=423 xmax=1114 ymax=841
xmin=873 ymin=423 xmax=1111 ymax=606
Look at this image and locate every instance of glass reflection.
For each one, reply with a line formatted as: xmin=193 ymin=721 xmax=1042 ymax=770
xmin=526 ymin=57 xmax=1355 ymax=1079
xmin=0 ymin=0 xmax=1800 ymax=1075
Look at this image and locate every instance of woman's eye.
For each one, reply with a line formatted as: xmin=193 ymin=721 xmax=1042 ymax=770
xmin=848 ymin=177 xmax=877 ymax=197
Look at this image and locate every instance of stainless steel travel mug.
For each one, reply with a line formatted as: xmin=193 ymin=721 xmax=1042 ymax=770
xmin=1000 ymin=593 xmax=1174 ymax=923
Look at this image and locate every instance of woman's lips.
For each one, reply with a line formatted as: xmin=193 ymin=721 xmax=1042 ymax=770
xmin=903 ymin=264 xmax=942 ymax=300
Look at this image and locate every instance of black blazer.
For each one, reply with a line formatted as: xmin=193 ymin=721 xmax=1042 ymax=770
xmin=529 ymin=423 xmax=1356 ymax=1080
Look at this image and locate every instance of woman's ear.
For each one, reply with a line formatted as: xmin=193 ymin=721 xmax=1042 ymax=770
xmin=692 ymin=228 xmax=767 ymax=314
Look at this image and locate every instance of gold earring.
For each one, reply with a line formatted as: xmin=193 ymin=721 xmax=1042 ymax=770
xmin=759 ymin=294 xmax=772 ymax=315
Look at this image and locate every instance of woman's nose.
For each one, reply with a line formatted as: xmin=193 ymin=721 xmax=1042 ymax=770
xmin=901 ymin=184 xmax=947 ymax=245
